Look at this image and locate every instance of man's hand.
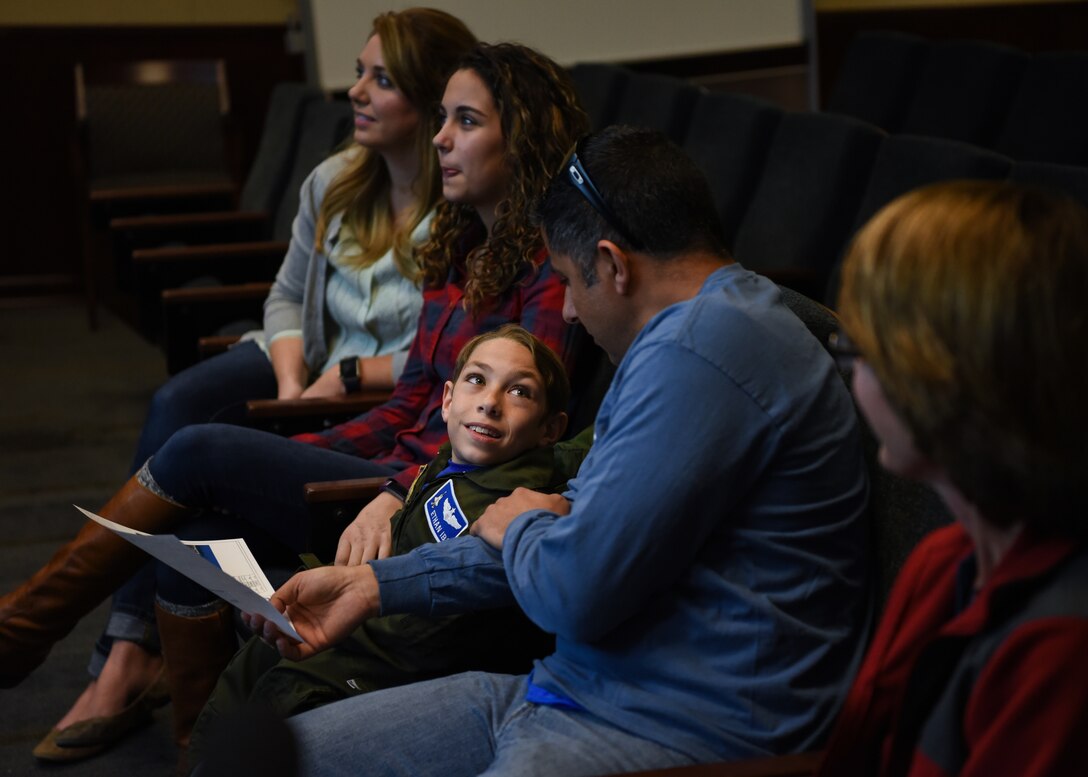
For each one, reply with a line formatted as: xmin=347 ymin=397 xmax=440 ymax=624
xmin=242 ymin=564 xmax=381 ymax=661
xmin=335 ymin=490 xmax=403 ymax=566
xmin=470 ymin=488 xmax=570 ymax=549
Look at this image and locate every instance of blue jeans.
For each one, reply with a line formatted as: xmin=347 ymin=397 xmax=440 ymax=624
xmin=283 ymin=672 xmax=697 ymax=777
xmin=92 ymin=342 xmax=279 ymax=675
xmin=128 ymin=340 xmax=277 ymax=473
xmin=146 ymin=423 xmax=399 ymax=608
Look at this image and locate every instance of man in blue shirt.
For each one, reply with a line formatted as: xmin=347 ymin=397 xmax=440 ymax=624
xmin=246 ymin=126 xmax=870 ymax=776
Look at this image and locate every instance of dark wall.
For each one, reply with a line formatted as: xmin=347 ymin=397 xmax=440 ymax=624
xmin=0 ymin=25 xmax=305 ymax=291
xmin=816 ymin=1 xmax=1088 ymax=108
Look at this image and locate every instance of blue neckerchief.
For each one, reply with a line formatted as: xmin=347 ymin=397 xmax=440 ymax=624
xmin=437 ymin=460 xmax=481 ymax=478
xmin=525 ymin=669 xmax=584 ymax=711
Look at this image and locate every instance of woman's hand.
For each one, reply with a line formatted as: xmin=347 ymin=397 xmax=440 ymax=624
xmin=335 ymin=490 xmax=403 ymax=566
xmin=269 ymin=336 xmax=308 ymax=399
xmin=300 ymin=364 xmax=347 ymax=399
xmin=300 ymin=354 xmax=396 ymax=398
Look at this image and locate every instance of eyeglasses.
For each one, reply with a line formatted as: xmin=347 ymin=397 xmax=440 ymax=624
xmin=565 ymin=137 xmax=645 ymax=250
xmin=827 ymin=328 xmax=862 ymax=372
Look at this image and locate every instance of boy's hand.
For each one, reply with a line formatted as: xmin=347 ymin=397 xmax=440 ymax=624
xmin=242 ymin=564 xmax=382 ymax=661
xmin=336 ymin=490 xmax=403 ymax=565
xmin=471 ymin=488 xmax=570 ymax=549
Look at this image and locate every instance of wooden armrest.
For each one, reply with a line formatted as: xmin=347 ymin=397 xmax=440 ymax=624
xmin=245 ymin=393 xmax=391 ymax=437
xmin=621 ymin=752 xmax=822 ymax=777
xmin=162 ymin=281 xmax=272 ymax=304
xmin=111 ymin=210 xmax=269 ymax=254
xmin=160 ymin=283 xmax=268 ymax=374
xmin=110 ymin=209 xmax=267 ymax=231
xmin=304 ymin=477 xmax=387 ymax=504
xmin=133 ymin=240 xmax=289 ymax=264
xmin=198 ymin=335 xmax=241 ymax=358
xmin=303 ymin=476 xmax=389 ymax=558
xmin=246 ymin=393 xmax=390 ymax=420
xmin=90 ymin=181 xmax=236 ymax=203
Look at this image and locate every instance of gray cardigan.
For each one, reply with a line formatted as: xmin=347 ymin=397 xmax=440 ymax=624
xmin=260 ymin=149 xmax=424 ymax=377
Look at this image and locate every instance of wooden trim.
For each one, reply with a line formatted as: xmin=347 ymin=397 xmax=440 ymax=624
xmin=622 ymin=44 xmax=808 ymax=81
xmin=623 ymin=751 xmax=822 ymax=777
xmin=304 ymin=477 xmax=386 ymax=504
xmin=246 ymin=393 xmax=390 ymax=419
xmin=89 ymin=181 xmax=236 ymax=203
xmin=110 ymin=210 xmax=267 ymax=230
xmin=162 ymin=281 xmax=271 ymax=304
xmin=132 ymin=239 xmax=287 ymax=263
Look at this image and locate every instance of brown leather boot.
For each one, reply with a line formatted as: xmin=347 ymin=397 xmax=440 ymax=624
xmin=0 ymin=475 xmax=191 ymax=688
xmin=155 ymin=599 xmax=238 ymax=762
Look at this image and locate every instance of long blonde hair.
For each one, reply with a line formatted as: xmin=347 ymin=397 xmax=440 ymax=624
xmin=314 ymin=8 xmax=476 ymax=278
xmin=418 ymin=43 xmax=589 ymax=313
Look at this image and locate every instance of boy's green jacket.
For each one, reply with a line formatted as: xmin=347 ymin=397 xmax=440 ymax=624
xmin=392 ymin=431 xmax=592 ymax=554
xmin=194 ymin=430 xmax=592 ymax=733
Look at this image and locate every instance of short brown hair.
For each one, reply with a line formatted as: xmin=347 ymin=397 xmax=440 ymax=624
xmin=452 ymin=324 xmax=570 ymax=418
xmin=838 ymin=180 xmax=1088 ymax=533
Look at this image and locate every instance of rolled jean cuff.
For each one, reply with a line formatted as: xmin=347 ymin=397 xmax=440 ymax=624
xmin=155 ymin=595 xmax=227 ymax=618
xmin=136 ymin=458 xmax=185 ymax=506
xmin=87 ymin=611 xmax=161 ymax=677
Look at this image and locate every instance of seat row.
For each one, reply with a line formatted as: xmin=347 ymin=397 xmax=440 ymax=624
xmin=566 ymin=68 xmax=1088 ymax=307
xmin=825 ymin=31 xmax=1088 ymax=166
xmin=107 ymin=86 xmax=352 ymax=372
xmin=112 ymin=69 xmax=1088 ymax=376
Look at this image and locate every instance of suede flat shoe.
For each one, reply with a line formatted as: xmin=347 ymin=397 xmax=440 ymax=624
xmin=32 ymin=727 xmax=106 ymax=763
xmin=50 ymin=669 xmax=170 ymax=750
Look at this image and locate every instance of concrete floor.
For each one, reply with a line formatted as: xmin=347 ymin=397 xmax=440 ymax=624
xmin=0 ymin=301 xmax=177 ymax=775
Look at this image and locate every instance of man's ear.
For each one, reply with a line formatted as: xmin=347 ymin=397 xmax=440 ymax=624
xmin=538 ymin=411 xmax=568 ymax=448
xmin=440 ymin=380 xmax=454 ymax=423
xmin=596 ymin=239 xmax=630 ymax=295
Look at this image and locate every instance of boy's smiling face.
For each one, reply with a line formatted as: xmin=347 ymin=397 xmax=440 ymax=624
xmin=441 ymin=337 xmax=565 ymax=467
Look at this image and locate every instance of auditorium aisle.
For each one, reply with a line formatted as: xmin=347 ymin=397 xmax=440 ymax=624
xmin=0 ymin=299 xmax=174 ymax=774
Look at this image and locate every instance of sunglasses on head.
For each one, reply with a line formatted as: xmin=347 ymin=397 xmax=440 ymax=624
xmin=564 ymin=137 xmax=645 ymax=251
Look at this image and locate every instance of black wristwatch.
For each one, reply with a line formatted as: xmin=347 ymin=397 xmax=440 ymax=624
xmin=339 ymin=356 xmax=362 ymax=393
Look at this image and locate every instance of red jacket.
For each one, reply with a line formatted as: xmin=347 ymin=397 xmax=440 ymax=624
xmin=818 ymin=523 xmax=1088 ymax=777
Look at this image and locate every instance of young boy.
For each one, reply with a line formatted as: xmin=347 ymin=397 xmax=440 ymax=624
xmin=189 ymin=325 xmax=590 ymax=758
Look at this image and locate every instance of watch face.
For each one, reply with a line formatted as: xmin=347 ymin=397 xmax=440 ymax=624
xmin=340 ymin=357 xmax=358 ymax=379
xmin=340 ymin=357 xmax=361 ymax=392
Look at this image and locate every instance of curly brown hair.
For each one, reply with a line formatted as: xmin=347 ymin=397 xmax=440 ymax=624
xmin=314 ymin=8 xmax=475 ymax=278
xmin=418 ymin=43 xmax=589 ymax=314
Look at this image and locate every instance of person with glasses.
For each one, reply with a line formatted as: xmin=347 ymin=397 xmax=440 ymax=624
xmin=816 ymin=181 xmax=1088 ymax=777
xmin=248 ymin=126 xmax=870 ymax=776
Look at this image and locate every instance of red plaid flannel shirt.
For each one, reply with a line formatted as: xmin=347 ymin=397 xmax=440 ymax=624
xmin=293 ymin=251 xmax=578 ymax=491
